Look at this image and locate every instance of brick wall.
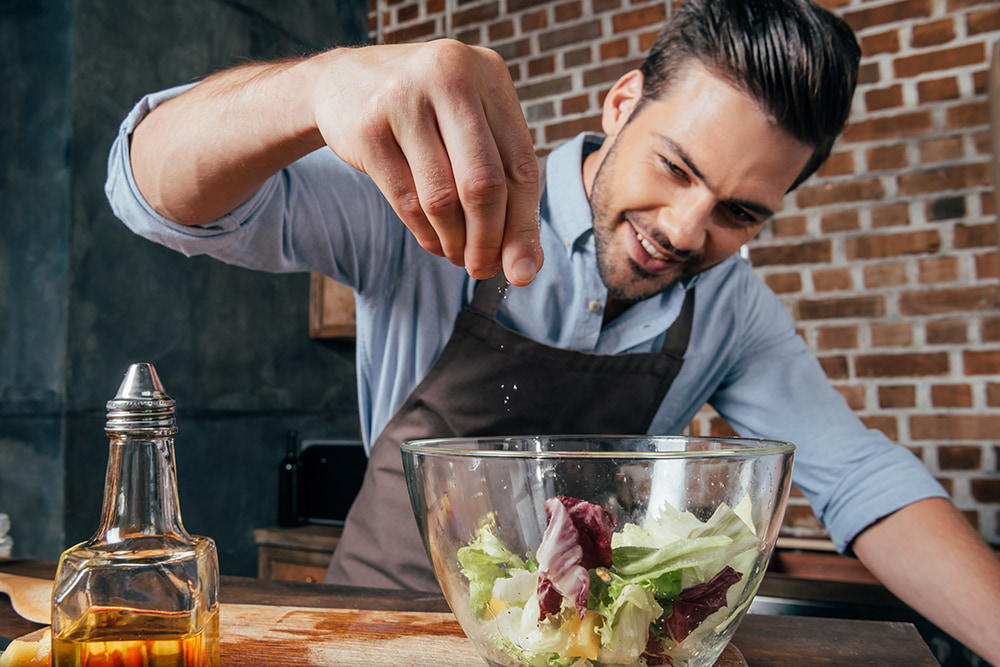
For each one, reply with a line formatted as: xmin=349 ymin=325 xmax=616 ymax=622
xmin=369 ymin=0 xmax=1000 ymax=548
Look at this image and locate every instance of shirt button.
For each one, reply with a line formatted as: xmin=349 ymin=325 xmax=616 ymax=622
xmin=588 ymin=300 xmax=601 ymax=313
xmin=563 ymin=237 xmax=571 ymax=247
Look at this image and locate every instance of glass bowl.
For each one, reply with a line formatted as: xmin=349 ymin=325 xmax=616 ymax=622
xmin=401 ymin=435 xmax=794 ymax=667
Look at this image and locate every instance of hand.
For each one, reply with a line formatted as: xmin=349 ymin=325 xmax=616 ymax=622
xmin=308 ymin=40 xmax=544 ymax=285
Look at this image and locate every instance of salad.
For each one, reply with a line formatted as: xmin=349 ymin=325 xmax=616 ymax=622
xmin=457 ymin=495 xmax=758 ymax=667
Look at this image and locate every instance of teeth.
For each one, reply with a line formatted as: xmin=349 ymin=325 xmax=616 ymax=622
xmin=636 ymin=232 xmax=668 ymax=260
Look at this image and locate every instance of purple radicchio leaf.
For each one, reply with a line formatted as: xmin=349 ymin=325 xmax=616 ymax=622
xmin=663 ymin=565 xmax=743 ymax=643
xmin=535 ymin=496 xmax=616 ymax=620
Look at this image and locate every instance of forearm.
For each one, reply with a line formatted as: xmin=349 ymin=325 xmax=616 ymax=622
xmin=130 ymin=56 xmax=328 ymax=225
xmin=852 ymin=497 xmax=1000 ymax=665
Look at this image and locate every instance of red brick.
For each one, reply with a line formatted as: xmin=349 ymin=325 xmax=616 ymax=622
xmin=871 ymin=322 xmax=913 ymax=347
xmin=527 ymin=54 xmax=556 ymax=77
xmin=879 ymin=384 xmax=916 ymax=408
xmin=967 ymin=8 xmax=1000 ymax=35
xmin=911 ymin=18 xmax=956 ymax=47
xmin=987 ymin=382 xmax=1000 ymax=406
xmin=763 ymin=272 xmax=803 ymax=294
xmin=452 ymin=1 xmax=499 ymax=28
xmin=489 ymin=19 xmax=515 ymax=41
xmin=539 ymin=20 xmax=602 ymax=51
xmin=520 ymin=10 xmax=547 ymax=32
xmin=543 ymin=114 xmax=602 ymax=142
xmin=865 ymin=84 xmax=904 ymax=112
xmin=926 ymin=319 xmax=968 ymax=345
xmin=931 ymin=383 xmax=974 ymax=407
xmin=397 ymin=3 xmax=420 ymax=23
xmin=600 ymin=38 xmax=630 ymax=60
xmin=493 ymin=38 xmax=532 ymax=59
xmin=860 ymin=29 xmax=900 ymax=56
xmin=508 ymin=0 xmax=552 ymax=11
xmin=517 ymin=75 xmax=573 ymax=102
xmin=870 ymin=202 xmax=910 ymax=228
xmin=983 ymin=317 xmax=1000 ymax=343
xmin=554 ymin=0 xmax=583 ymax=22
xmin=955 ymin=222 xmax=997 ymax=249
xmin=938 ymin=445 xmax=983 ymax=470
xmin=894 ymin=43 xmax=986 ymax=79
xmin=926 ymin=195 xmax=966 ymax=221
xmin=833 ymin=384 xmax=866 ymax=410
xmin=592 ymin=0 xmax=622 ymax=12
xmin=820 ymin=209 xmax=860 ymax=234
xmin=976 ymin=252 xmax=999 ymax=280
xmin=918 ymin=136 xmax=964 ymax=164
xmin=867 ymin=144 xmax=909 ymax=172
xmin=384 ymin=19 xmax=438 ymax=43
xmin=842 ymin=112 xmax=934 ymax=144
xmin=797 ymin=295 xmax=885 ymax=320
xmin=864 ymin=261 xmax=908 ymax=288
xmin=770 ymin=216 xmax=808 ymax=238
xmin=946 ymin=101 xmax=990 ymax=130
xmin=582 ymin=58 xmax=643 ymax=87
xmin=563 ymin=46 xmax=592 ymax=68
xmin=861 ymin=415 xmax=898 ymax=441
xmin=917 ymin=256 xmax=960 ymax=284
xmin=900 ymin=286 xmax=998 ymax=315
xmin=910 ymin=414 xmax=1000 ymax=440
xmin=971 ymin=478 xmax=1000 ymax=503
xmin=816 ymin=151 xmax=855 ymax=178
xmin=561 ymin=93 xmax=590 ymax=115
xmin=899 ymin=163 xmax=992 ymax=195
xmin=612 ymin=4 xmax=666 ymax=33
xmin=795 ymin=179 xmax=886 ymax=208
xmin=748 ymin=240 xmax=832 ymax=266
xmin=964 ymin=349 xmax=1000 ymax=375
xmin=709 ymin=416 xmax=738 ymax=438
xmin=858 ymin=62 xmax=881 ymax=87
xmin=842 ymin=0 xmax=932 ymax=32
xmin=817 ymin=325 xmax=859 ymax=350
xmin=845 ymin=230 xmax=940 ymax=260
xmin=917 ymin=76 xmax=961 ymax=103
xmin=813 ymin=267 xmax=854 ymax=292
xmin=819 ymin=355 xmax=849 ymax=380
xmin=855 ymin=352 xmax=949 ymax=378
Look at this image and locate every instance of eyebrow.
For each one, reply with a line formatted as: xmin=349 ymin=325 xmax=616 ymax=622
xmin=656 ymin=135 xmax=775 ymax=220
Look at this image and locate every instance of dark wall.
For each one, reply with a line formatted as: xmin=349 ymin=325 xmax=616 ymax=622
xmin=1 ymin=0 xmax=369 ymax=576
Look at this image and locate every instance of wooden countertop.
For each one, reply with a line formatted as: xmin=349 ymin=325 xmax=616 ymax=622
xmin=0 ymin=559 xmax=939 ymax=666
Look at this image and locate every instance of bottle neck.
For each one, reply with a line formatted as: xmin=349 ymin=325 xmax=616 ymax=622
xmin=95 ymin=432 xmax=191 ymax=543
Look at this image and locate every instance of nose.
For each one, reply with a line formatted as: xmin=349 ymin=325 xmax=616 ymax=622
xmin=657 ymin=188 xmax=715 ymax=252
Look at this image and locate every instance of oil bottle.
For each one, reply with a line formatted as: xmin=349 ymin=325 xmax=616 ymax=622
xmin=51 ymin=363 xmax=220 ymax=667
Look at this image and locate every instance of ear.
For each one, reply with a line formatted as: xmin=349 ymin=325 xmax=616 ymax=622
xmin=601 ymin=70 xmax=644 ymax=137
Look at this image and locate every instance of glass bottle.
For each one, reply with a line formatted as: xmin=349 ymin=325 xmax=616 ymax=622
xmin=51 ymin=363 xmax=220 ymax=667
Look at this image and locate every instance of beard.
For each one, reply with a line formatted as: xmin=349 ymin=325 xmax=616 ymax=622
xmin=589 ymin=139 xmax=705 ymax=305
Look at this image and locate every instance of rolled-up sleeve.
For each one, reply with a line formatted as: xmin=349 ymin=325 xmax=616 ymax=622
xmin=104 ymin=84 xmax=404 ymax=294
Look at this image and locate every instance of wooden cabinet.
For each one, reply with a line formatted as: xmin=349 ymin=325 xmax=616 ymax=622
xmin=253 ymin=525 xmax=342 ymax=583
xmin=309 ymin=274 xmax=355 ymax=338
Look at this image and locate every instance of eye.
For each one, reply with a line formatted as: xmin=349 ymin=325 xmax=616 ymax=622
xmin=661 ymin=157 xmax=690 ymax=182
xmin=722 ymin=201 xmax=759 ymax=226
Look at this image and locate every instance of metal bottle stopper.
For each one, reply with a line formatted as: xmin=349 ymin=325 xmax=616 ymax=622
xmin=105 ymin=362 xmax=177 ymax=434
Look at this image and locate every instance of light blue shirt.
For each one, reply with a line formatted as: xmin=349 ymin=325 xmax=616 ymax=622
xmin=106 ymin=84 xmax=947 ymax=553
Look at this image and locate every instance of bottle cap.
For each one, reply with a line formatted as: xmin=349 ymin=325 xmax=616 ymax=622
xmin=106 ymin=362 xmax=177 ymax=433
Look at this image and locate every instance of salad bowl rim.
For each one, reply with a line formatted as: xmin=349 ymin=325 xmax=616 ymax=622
xmin=401 ymin=434 xmax=795 ymax=458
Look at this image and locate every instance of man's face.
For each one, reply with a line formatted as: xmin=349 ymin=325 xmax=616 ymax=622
xmin=585 ymin=64 xmax=814 ymax=304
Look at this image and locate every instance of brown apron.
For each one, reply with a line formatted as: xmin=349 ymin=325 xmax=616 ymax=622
xmin=325 ymin=273 xmax=696 ymax=591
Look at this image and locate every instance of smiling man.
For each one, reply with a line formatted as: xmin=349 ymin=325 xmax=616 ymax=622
xmin=106 ymin=0 xmax=1000 ymax=662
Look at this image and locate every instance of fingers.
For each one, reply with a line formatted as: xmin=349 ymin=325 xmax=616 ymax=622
xmin=324 ymin=41 xmax=544 ymax=283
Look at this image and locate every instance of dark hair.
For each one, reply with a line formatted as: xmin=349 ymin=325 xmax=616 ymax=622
xmin=638 ymin=0 xmax=861 ymax=190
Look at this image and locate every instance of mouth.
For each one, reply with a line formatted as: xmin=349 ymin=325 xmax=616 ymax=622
xmin=626 ymin=221 xmax=683 ymax=274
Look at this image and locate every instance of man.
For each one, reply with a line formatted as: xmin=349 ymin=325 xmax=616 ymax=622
xmin=107 ymin=0 xmax=1000 ymax=662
